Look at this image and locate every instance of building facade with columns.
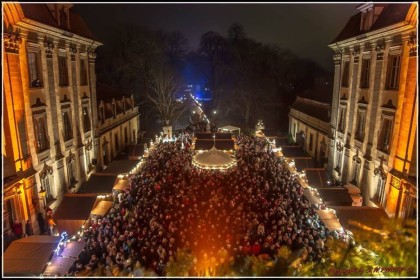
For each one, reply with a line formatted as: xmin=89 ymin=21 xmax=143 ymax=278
xmin=289 ymin=77 xmax=333 ymax=166
xmin=327 ymin=3 xmax=417 ymax=219
xmin=95 ymin=83 xmax=140 ymax=170
xmin=3 ymin=3 xmax=102 ymax=240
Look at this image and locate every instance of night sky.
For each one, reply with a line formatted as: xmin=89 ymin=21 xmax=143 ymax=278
xmin=73 ymin=3 xmax=359 ymax=72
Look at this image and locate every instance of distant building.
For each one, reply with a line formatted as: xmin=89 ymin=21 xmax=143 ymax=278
xmin=3 ymin=3 xmax=101 ymax=239
xmin=328 ymin=3 xmax=417 ymax=219
xmin=96 ymin=83 xmax=140 ymax=169
xmin=289 ymin=76 xmax=333 ymax=166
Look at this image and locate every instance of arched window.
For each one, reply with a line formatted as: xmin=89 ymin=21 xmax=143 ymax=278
xmin=40 ymin=164 xmax=54 ymax=204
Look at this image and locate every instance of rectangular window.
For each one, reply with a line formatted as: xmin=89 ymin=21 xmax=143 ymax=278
xmin=335 ymin=148 xmax=343 ymax=173
xmin=355 ymin=110 xmax=366 ymax=141
xmin=386 ymin=55 xmax=401 ymax=90
xmin=28 ymin=51 xmax=43 ymax=88
xmin=125 ymin=127 xmax=128 ymax=144
xmin=375 ymin=177 xmax=386 ymax=206
xmin=33 ymin=115 xmax=49 ymax=152
xmin=378 ymin=118 xmax=393 ymax=153
xmin=352 ymin=160 xmax=361 ymax=185
xmin=58 ymin=55 xmax=69 ymax=86
xmin=86 ymin=150 xmax=92 ymax=171
xmin=338 ymin=107 xmax=346 ymax=132
xmin=360 ymin=59 xmax=370 ymax=88
xmin=67 ymin=160 xmax=75 ymax=185
xmin=83 ymin=106 xmax=91 ymax=132
xmin=341 ymin=61 xmax=350 ymax=87
xmin=63 ymin=111 xmax=73 ymax=141
xmin=309 ymin=133 xmax=313 ymax=151
xmin=80 ymin=59 xmax=88 ymax=85
xmin=115 ymin=133 xmax=119 ymax=151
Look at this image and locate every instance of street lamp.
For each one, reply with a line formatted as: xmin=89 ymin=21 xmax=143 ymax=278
xmin=213 ymin=110 xmax=217 ymax=115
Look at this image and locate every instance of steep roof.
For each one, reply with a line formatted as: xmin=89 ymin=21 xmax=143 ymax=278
xmin=331 ymin=4 xmax=412 ymax=44
xmin=290 ymin=96 xmax=331 ymax=123
xmin=96 ymin=82 xmax=132 ymax=102
xmin=19 ymin=4 xmax=99 ymax=41
xmin=69 ymin=9 xmax=97 ymax=41
xmin=300 ymin=79 xmax=334 ymax=104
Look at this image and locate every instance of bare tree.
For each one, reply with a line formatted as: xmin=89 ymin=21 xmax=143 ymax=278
xmin=147 ymin=69 xmax=187 ymax=126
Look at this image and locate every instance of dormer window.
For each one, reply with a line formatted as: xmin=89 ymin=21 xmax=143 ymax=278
xmin=358 ymin=3 xmax=385 ymax=32
xmin=60 ymin=8 xmax=68 ymax=29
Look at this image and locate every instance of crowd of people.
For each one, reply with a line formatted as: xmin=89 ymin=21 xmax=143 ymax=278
xmin=185 ymin=112 xmax=217 ymax=134
xmin=68 ymin=132 xmax=329 ymax=276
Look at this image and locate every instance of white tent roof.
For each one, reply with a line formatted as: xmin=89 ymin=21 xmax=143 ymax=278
xmin=192 ymin=146 xmax=237 ymax=170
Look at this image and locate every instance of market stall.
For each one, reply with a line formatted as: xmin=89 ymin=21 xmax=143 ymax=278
xmin=4 ymin=235 xmax=61 ymax=276
xmin=54 ymin=194 xmax=97 ymax=236
xmin=42 ymin=240 xmax=86 ymax=276
xmin=90 ymin=200 xmax=113 ymax=217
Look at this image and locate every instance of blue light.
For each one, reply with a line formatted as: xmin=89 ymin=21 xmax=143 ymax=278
xmin=55 ymin=231 xmax=68 ymax=255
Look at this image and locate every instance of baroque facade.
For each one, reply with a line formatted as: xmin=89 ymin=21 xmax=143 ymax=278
xmin=289 ymin=97 xmax=331 ymax=166
xmin=3 ymin=3 xmax=102 ymax=239
xmin=327 ymin=3 xmax=417 ymax=219
xmin=95 ymin=83 xmax=140 ymax=170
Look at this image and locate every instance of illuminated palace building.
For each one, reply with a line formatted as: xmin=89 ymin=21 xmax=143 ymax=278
xmin=2 ymin=3 xmax=102 ymax=239
xmin=327 ymin=3 xmax=417 ymax=219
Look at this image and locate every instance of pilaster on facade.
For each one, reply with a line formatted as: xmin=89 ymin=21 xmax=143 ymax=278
xmin=3 ymin=3 xmax=103 ymax=239
xmin=328 ymin=3 xmax=417 ymax=216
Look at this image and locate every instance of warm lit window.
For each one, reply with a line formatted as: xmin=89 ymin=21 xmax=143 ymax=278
xmin=80 ymin=59 xmax=88 ymax=85
xmin=341 ymin=61 xmax=350 ymax=87
xmin=28 ymin=50 xmax=43 ymax=88
xmin=63 ymin=111 xmax=73 ymax=141
xmin=378 ymin=117 xmax=393 ymax=153
xmin=386 ymin=55 xmax=401 ymax=90
xmin=58 ymin=55 xmax=69 ymax=86
xmin=33 ymin=115 xmax=49 ymax=152
xmin=355 ymin=110 xmax=366 ymax=141
xmin=360 ymin=58 xmax=370 ymax=88
xmin=83 ymin=106 xmax=91 ymax=132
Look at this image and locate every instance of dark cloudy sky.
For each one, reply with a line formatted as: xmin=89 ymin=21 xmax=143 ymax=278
xmin=73 ymin=3 xmax=360 ymax=72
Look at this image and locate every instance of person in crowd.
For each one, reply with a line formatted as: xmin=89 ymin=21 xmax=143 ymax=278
xmin=71 ymin=131 xmax=329 ymax=276
xmin=37 ymin=212 xmax=46 ymax=235
xmin=25 ymin=219 xmax=33 ymax=236
xmin=12 ymin=220 xmax=23 ymax=239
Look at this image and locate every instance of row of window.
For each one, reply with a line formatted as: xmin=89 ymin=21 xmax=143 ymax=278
xmin=28 ymin=50 xmax=88 ymax=88
xmin=34 ymin=106 xmax=91 ymax=153
xmin=337 ymin=106 xmax=393 ymax=153
xmin=341 ymin=54 xmax=401 ymax=90
xmin=42 ymin=151 xmax=91 ymax=204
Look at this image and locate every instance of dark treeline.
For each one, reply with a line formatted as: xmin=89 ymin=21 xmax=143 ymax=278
xmin=95 ymin=23 xmax=331 ymax=134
